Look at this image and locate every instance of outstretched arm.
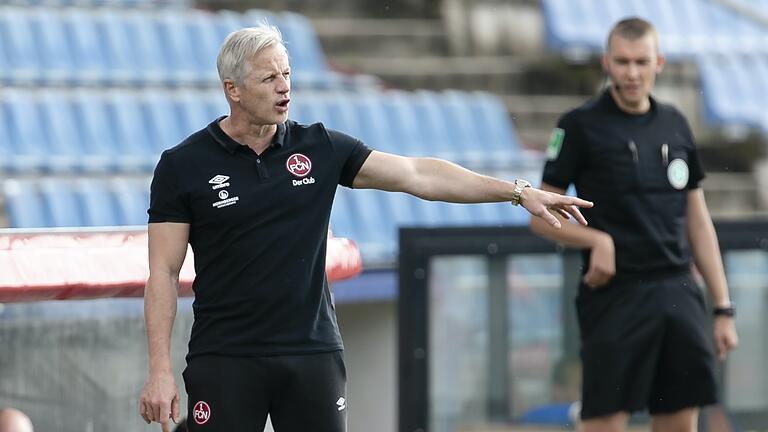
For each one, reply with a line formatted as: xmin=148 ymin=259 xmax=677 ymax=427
xmin=352 ymin=151 xmax=592 ymax=228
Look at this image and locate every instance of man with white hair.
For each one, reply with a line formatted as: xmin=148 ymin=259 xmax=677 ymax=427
xmin=139 ymin=23 xmax=593 ymax=432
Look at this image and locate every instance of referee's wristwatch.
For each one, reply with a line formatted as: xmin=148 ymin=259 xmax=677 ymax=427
xmin=713 ymin=303 xmax=736 ymax=318
xmin=510 ymin=179 xmax=531 ymax=206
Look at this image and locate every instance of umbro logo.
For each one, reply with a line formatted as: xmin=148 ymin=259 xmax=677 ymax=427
xmin=209 ymin=175 xmax=230 ymax=190
xmin=209 ymin=175 xmax=230 ymax=185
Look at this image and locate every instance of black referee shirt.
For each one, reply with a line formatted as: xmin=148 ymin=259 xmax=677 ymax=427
xmin=148 ymin=118 xmax=372 ymax=358
xmin=543 ymin=90 xmax=705 ymax=283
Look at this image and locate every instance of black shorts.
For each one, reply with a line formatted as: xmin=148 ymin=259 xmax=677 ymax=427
xmin=576 ymin=272 xmax=718 ymax=419
xmin=182 ymin=350 xmax=347 ymax=431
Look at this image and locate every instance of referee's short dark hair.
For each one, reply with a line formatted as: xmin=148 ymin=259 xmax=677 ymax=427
xmin=606 ymin=17 xmax=658 ymax=52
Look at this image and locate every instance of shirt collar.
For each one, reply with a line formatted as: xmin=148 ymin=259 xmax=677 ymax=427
xmin=600 ymin=88 xmax=657 ymax=117
xmin=207 ymin=116 xmax=287 ymax=154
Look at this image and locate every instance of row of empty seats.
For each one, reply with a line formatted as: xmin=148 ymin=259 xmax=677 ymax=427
xmin=3 ymin=178 xmax=150 ymax=228
xmin=2 ymin=178 xmax=534 ymax=263
xmin=542 ymin=0 xmax=768 ymax=59
xmin=0 ymin=6 xmax=372 ymax=89
xmin=0 ymin=88 xmax=532 ymax=173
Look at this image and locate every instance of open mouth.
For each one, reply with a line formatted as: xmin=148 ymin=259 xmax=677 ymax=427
xmin=276 ymin=99 xmax=290 ymax=108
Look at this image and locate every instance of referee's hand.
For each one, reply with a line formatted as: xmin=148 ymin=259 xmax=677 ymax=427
xmin=713 ymin=316 xmax=738 ymax=361
xmin=139 ymin=370 xmax=181 ymax=430
xmin=583 ymin=233 xmax=615 ymax=289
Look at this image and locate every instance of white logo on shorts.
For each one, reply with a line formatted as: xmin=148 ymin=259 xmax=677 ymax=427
xmin=193 ymin=401 xmax=211 ymax=425
xmin=336 ymin=397 xmax=346 ymax=411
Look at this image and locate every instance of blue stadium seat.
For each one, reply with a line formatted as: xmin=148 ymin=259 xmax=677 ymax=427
xmin=321 ymin=92 xmax=361 ymax=137
xmin=381 ymin=192 xmax=419 ymax=228
xmin=142 ymin=91 xmax=187 ymax=154
xmin=411 ymin=91 xmax=458 ymax=162
xmin=345 ymin=189 xmax=394 ymax=262
xmin=31 ymin=8 xmax=76 ymax=84
xmin=39 ymin=91 xmax=90 ymax=172
xmin=62 ymin=8 xmax=110 ymax=85
xmin=124 ymin=10 xmax=168 ymax=85
xmin=106 ymin=90 xmax=160 ymax=171
xmin=72 ymin=89 xmax=121 ymax=172
xmin=112 ymin=178 xmax=150 ymax=226
xmin=3 ymin=181 xmax=47 ymax=228
xmin=0 ymin=101 xmax=14 ymax=172
xmin=0 ymin=7 xmax=42 ymax=85
xmin=380 ymin=91 xmax=429 ymax=157
xmin=40 ymin=180 xmax=83 ymax=228
xmin=76 ymin=179 xmax=121 ymax=227
xmin=95 ymin=9 xmax=140 ymax=85
xmin=3 ymin=90 xmax=49 ymax=172
xmin=329 ymin=187 xmax=357 ymax=240
xmin=351 ymin=92 xmax=397 ymax=153
xmin=203 ymin=89 xmax=229 ymax=122
xmin=157 ymin=9 xmax=204 ymax=85
xmin=174 ymin=89 xmax=213 ymax=136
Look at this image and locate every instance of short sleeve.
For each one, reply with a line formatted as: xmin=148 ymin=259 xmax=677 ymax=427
xmin=679 ymin=115 xmax=705 ymax=189
xmin=541 ymin=113 xmax=587 ymax=190
xmin=326 ymin=128 xmax=372 ymax=188
xmin=147 ymin=151 xmax=192 ymax=223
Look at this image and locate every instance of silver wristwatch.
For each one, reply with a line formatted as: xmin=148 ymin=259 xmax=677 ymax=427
xmin=510 ymin=179 xmax=531 ymax=206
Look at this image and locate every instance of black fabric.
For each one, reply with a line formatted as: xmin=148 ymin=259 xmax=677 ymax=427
xmin=183 ymin=351 xmax=347 ymax=431
xmin=576 ymin=273 xmax=718 ymax=418
xmin=148 ymin=118 xmax=371 ymax=358
xmin=542 ymin=90 xmax=705 ymax=283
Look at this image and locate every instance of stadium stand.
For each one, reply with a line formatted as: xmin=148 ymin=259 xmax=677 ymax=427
xmin=0 ymin=6 xmax=373 ymax=89
xmin=541 ymin=0 xmax=768 ymax=132
xmin=1 ymin=88 xmax=527 ymax=173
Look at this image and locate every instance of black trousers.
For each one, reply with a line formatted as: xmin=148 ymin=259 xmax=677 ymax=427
xmin=183 ymin=350 xmax=347 ymax=431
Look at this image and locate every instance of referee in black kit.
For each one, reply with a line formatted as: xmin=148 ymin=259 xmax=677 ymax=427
xmin=138 ymin=23 xmax=593 ymax=432
xmin=530 ymin=18 xmax=738 ymax=432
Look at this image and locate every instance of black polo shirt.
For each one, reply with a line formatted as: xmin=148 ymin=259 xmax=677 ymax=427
xmin=148 ymin=118 xmax=371 ymax=358
xmin=542 ymin=90 xmax=705 ymax=283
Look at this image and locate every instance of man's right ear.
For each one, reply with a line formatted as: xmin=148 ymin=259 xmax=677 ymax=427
xmin=600 ymin=54 xmax=609 ymax=73
xmin=223 ymin=80 xmax=240 ymax=102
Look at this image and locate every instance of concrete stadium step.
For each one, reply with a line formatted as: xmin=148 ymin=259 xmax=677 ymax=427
xmin=314 ymin=18 xmax=449 ymax=58
xmin=328 ymin=54 xmax=529 ymax=92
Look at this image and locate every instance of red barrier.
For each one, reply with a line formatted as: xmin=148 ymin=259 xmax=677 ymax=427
xmin=0 ymin=229 xmax=362 ymax=303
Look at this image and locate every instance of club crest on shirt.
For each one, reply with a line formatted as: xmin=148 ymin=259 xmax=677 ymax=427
xmin=286 ymin=153 xmax=316 ymax=187
xmin=547 ymin=128 xmax=565 ymax=160
xmin=286 ymin=153 xmax=312 ymax=177
xmin=667 ymin=158 xmax=689 ymax=190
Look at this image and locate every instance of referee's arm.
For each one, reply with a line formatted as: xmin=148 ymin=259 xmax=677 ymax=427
xmin=686 ymin=189 xmax=738 ymax=359
xmin=140 ymin=222 xmax=189 ymax=428
xmin=529 ymin=182 xmax=614 ymax=288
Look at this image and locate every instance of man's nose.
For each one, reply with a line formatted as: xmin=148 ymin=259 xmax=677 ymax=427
xmin=276 ymin=75 xmax=290 ymax=93
xmin=627 ymin=63 xmax=640 ymax=79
